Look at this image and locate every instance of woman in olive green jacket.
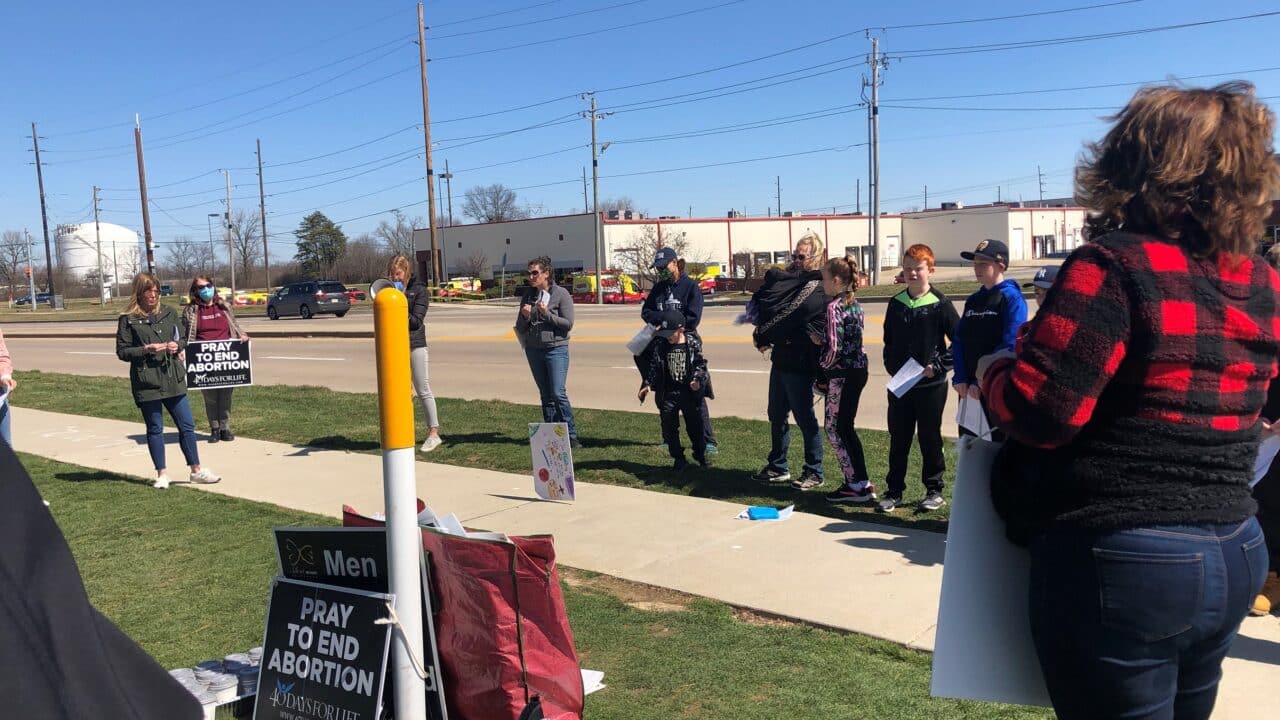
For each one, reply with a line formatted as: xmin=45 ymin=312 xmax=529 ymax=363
xmin=115 ymin=273 xmax=220 ymax=490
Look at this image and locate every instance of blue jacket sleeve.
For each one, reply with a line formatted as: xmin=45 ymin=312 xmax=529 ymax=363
xmin=640 ymin=283 xmax=664 ymax=326
xmin=999 ymin=286 xmax=1028 ymax=353
xmin=951 ymin=310 xmax=969 ymax=386
xmin=685 ymin=281 xmax=703 ymax=330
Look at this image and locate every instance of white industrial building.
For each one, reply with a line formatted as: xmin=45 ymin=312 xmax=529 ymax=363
xmin=55 ymin=222 xmax=142 ymax=294
xmin=414 ymin=211 xmax=905 ymax=280
xmin=413 ymin=203 xmax=1085 ymax=282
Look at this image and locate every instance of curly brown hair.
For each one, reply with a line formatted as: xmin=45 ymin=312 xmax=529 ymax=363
xmin=1075 ymin=82 xmax=1280 ymax=257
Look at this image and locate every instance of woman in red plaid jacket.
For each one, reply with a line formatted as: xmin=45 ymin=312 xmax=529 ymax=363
xmin=980 ymin=83 xmax=1280 ymax=720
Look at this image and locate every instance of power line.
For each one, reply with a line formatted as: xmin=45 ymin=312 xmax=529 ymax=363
xmin=603 ymin=57 xmax=865 ymax=114
xmin=428 ymin=0 xmax=564 ymax=29
xmin=611 ymin=104 xmax=864 ymax=144
xmin=876 ymin=0 xmax=1144 ymax=31
xmin=883 ymin=65 xmax=1280 ymax=103
xmin=431 ymin=0 xmax=747 ymax=61
xmin=430 ymin=0 xmax=652 ymax=39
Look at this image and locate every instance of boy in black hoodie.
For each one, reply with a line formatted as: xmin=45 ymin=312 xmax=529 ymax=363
xmin=880 ymin=244 xmax=959 ymax=513
xmin=640 ymin=309 xmax=710 ymax=470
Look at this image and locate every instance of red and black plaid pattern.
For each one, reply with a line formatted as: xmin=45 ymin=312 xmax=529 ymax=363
xmin=985 ymin=233 xmax=1280 ymax=449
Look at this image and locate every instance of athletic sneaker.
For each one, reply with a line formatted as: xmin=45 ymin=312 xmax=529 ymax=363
xmin=189 ymin=468 xmax=221 ymax=485
xmin=705 ymin=442 xmax=719 ymax=456
xmin=877 ymin=496 xmax=903 ymax=513
xmin=420 ymin=436 xmax=442 ymax=453
xmin=826 ymin=482 xmax=877 ymax=504
xmin=919 ymin=492 xmax=947 ymax=512
xmin=672 ymin=457 xmax=689 ymax=471
xmin=750 ymin=466 xmax=791 ymax=485
xmin=153 ymin=475 xmax=172 ymax=490
xmin=790 ymin=469 xmax=825 ymax=491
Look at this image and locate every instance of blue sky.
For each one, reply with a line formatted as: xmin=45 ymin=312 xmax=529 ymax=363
xmin=3 ymin=0 xmax=1279 ymax=261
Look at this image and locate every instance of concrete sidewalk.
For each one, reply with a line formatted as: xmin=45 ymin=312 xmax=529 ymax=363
xmin=14 ymin=407 xmax=1279 ymax=717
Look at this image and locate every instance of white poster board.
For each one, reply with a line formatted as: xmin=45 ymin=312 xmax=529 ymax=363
xmin=528 ymin=422 xmax=576 ymax=501
xmin=930 ymin=436 xmax=1051 ymax=708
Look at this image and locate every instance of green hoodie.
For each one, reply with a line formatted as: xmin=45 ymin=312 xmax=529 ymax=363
xmin=116 ymin=305 xmax=189 ymax=404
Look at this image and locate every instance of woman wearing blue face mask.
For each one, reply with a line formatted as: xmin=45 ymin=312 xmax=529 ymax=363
xmin=388 ymin=255 xmax=442 ymax=452
xmin=182 ymin=275 xmax=249 ymax=442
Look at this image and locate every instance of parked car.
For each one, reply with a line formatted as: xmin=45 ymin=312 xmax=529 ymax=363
xmin=15 ymin=292 xmax=52 ymax=306
xmin=267 ymin=280 xmax=351 ymax=320
xmin=344 ymin=287 xmax=367 ymax=302
xmin=160 ymin=284 xmax=174 ymax=296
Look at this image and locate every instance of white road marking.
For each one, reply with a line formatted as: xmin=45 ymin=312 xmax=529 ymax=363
xmin=261 ymin=355 xmax=346 ymax=362
xmin=609 ymin=365 xmax=767 ymax=375
xmin=65 ymin=351 xmax=115 ymax=355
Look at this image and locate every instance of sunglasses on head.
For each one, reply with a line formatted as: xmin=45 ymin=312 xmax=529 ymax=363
xmin=792 ymin=253 xmax=808 ymax=261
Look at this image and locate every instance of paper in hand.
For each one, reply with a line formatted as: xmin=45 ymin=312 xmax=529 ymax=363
xmin=887 ymin=358 xmax=927 ymax=398
xmin=955 ymin=396 xmax=992 ymax=440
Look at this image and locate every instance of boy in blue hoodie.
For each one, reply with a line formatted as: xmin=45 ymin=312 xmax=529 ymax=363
xmin=952 ymin=239 xmax=1026 ymax=439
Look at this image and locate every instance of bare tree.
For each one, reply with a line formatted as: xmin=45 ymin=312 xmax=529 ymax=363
xmin=459 ymin=250 xmax=488 ymax=279
xmin=612 ymin=225 xmax=709 ymax=290
xmin=229 ymin=209 xmax=263 ymax=288
xmin=334 ymin=235 xmax=387 ymax=284
xmin=162 ymin=236 xmax=214 ymax=282
xmin=462 ymin=184 xmax=528 ymax=223
xmin=374 ymin=210 xmax=419 ymax=258
xmin=599 ymin=196 xmax=641 ymax=217
xmin=0 ymin=231 xmax=28 ymax=301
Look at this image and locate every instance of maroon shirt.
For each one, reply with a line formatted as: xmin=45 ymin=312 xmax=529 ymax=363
xmin=194 ymin=304 xmax=232 ymax=341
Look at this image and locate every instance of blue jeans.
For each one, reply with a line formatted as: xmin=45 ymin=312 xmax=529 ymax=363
xmin=139 ymin=394 xmax=200 ymax=472
xmin=1029 ymin=519 xmax=1268 ymax=720
xmin=765 ymin=366 xmax=823 ymax=476
xmin=0 ymin=401 xmax=9 ymax=447
xmin=524 ymin=345 xmax=577 ymax=440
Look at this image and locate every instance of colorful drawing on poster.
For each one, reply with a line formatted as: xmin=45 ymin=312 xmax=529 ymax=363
xmin=529 ymin=422 xmax=576 ymax=501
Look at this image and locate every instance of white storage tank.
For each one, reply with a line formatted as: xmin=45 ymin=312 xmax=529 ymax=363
xmin=55 ymin=222 xmax=142 ymax=289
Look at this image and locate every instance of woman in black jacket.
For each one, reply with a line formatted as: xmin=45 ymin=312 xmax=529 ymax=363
xmin=388 ymin=255 xmax=442 ymax=452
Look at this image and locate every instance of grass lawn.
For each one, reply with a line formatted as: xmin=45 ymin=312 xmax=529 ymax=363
xmin=23 ymin=452 xmax=1046 ymax=719
xmin=16 ymin=371 xmax=957 ymax=531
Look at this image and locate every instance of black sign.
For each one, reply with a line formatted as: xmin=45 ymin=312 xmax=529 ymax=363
xmin=186 ymin=339 xmax=252 ymax=390
xmin=255 ymin=578 xmax=392 ymax=720
xmin=274 ymin=528 xmax=449 ymax=720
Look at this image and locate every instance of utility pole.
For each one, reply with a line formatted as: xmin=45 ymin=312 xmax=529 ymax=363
xmin=581 ymin=167 xmax=589 ymax=214
xmin=440 ymin=159 xmax=454 ymax=227
xmin=23 ymin=230 xmax=37 ymax=311
xmin=776 ymin=175 xmax=782 ymax=216
xmin=257 ymin=139 xmax=271 ymax=289
xmin=864 ymin=35 xmax=884 ymax=284
xmin=923 ymin=185 xmax=928 ymax=210
xmin=223 ymin=170 xmax=235 ymax=296
xmin=30 ymin=123 xmax=56 ymax=298
xmin=997 ymin=186 xmax=1002 ymax=203
xmin=583 ymin=93 xmax=610 ymax=305
xmin=417 ymin=2 xmax=441 ymax=286
xmin=436 ymin=175 xmax=445 ymax=223
xmin=856 ymin=178 xmax=861 ymax=214
xmin=93 ymin=186 xmax=104 ymax=304
xmin=1037 ymin=165 xmax=1045 ymax=202
xmin=134 ymin=115 xmax=156 ymax=276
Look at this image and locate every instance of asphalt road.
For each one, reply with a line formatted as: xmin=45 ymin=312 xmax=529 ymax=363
xmin=6 ymin=302 xmax=1026 ymax=437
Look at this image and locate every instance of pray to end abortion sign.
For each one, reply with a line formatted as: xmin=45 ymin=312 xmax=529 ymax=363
xmin=187 ymin=339 xmax=252 ymax=390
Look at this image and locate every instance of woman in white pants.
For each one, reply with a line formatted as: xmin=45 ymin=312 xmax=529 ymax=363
xmin=388 ymin=255 xmax=442 ymax=451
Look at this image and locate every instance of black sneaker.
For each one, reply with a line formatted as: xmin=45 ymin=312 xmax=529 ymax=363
xmin=220 ymin=429 xmax=235 ymax=442
xmin=673 ymin=457 xmax=689 ymax=471
xmin=693 ymin=453 xmax=709 ymax=468
xmin=790 ymin=469 xmax=825 ymax=491
xmin=208 ymin=432 xmax=220 ymax=444
xmin=919 ymin=492 xmax=947 ymax=512
xmin=826 ymin=482 xmax=877 ymax=504
xmin=750 ymin=466 xmax=791 ymax=484
xmin=877 ymin=496 xmax=903 ymax=513
xmin=570 ymin=438 xmax=584 ymax=450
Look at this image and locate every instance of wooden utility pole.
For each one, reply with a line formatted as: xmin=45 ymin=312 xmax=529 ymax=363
xmin=867 ymin=36 xmax=883 ymax=284
xmin=257 ymin=139 xmax=271 ymax=289
xmin=442 ymin=158 xmax=454 ymax=227
xmin=417 ymin=2 xmax=441 ymax=285
xmin=134 ymin=115 xmax=156 ymax=276
xmin=223 ymin=170 xmax=235 ymax=295
xmin=776 ymin=175 xmax=782 ymax=216
xmin=30 ymin=123 xmax=56 ymax=297
xmin=93 ymin=186 xmax=104 ymax=303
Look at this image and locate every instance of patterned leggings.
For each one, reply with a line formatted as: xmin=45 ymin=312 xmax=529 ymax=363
xmin=825 ymin=369 xmax=869 ymax=485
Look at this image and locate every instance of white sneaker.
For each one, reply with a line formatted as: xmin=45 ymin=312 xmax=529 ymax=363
xmin=420 ymin=436 xmax=443 ymax=453
xmin=189 ymin=468 xmax=221 ymax=484
xmin=154 ymin=475 xmax=172 ymax=490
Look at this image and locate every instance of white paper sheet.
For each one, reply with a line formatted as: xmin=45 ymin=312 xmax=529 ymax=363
xmin=887 ymin=358 xmax=927 ymax=398
xmin=1253 ymin=435 xmax=1280 ymax=488
xmin=581 ymin=669 xmax=606 ymax=696
xmin=955 ymin=396 xmax=991 ymax=440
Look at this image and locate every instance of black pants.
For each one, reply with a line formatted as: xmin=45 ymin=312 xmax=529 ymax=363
xmin=1258 ymin=457 xmax=1280 ymax=571
xmin=659 ymin=389 xmax=706 ymax=462
xmin=885 ymin=381 xmax=948 ymax=499
xmin=825 ymin=369 xmax=869 ymax=484
xmin=636 ymin=346 xmax=716 ymax=444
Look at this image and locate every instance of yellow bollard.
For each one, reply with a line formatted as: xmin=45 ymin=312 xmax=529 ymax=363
xmin=374 ymin=287 xmax=428 ymax=720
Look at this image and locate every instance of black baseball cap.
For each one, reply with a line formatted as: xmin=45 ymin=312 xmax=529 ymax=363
xmin=653 ymin=247 xmax=678 ymax=269
xmin=654 ymin=308 xmax=686 ymax=339
xmin=1022 ymin=265 xmax=1060 ymax=290
xmin=961 ymin=239 xmax=1010 ymax=267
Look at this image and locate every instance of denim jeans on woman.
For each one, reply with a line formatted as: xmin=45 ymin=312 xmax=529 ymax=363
xmin=1029 ymin=518 xmax=1267 ymax=720
xmin=139 ymin=394 xmax=200 ymax=471
xmin=524 ymin=345 xmax=577 ymax=441
xmin=765 ymin=366 xmax=823 ymax=476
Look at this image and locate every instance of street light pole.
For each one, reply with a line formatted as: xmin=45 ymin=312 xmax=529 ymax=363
xmin=207 ymin=213 xmax=219 ymax=263
xmin=440 ymin=160 xmax=454 ymax=227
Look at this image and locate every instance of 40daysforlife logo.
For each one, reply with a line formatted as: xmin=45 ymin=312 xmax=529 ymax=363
xmin=270 ymin=679 xmax=365 ymax=720
xmin=285 ymin=539 xmax=317 ymax=576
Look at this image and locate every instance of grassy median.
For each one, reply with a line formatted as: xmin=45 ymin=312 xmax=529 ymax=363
xmin=16 ymin=371 xmax=958 ymax=531
xmin=23 ymin=452 xmax=1045 ymax=720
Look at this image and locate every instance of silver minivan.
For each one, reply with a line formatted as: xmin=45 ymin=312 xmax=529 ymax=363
xmin=267 ymin=281 xmax=351 ymax=320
